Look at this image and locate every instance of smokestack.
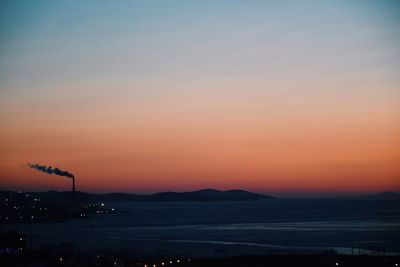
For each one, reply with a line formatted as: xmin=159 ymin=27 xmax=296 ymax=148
xmin=72 ymin=176 xmax=76 ymax=204
xmin=27 ymin=163 xmax=76 ymax=204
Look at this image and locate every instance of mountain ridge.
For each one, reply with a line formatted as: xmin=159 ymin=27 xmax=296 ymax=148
xmin=0 ymin=188 xmax=274 ymax=203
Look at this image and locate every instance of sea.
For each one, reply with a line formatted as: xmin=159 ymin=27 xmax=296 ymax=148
xmin=4 ymin=198 xmax=400 ymax=257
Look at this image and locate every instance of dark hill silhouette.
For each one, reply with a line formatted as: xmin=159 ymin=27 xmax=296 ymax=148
xmin=341 ymin=191 xmax=400 ymax=200
xmin=362 ymin=191 xmax=400 ymax=200
xmin=151 ymin=188 xmax=271 ymax=201
xmin=0 ymin=189 xmax=273 ymax=204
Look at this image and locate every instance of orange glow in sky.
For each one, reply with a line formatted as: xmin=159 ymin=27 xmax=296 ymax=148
xmin=0 ymin=1 xmax=399 ymax=196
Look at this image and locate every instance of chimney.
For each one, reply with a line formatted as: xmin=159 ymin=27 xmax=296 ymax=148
xmin=72 ymin=176 xmax=76 ymax=205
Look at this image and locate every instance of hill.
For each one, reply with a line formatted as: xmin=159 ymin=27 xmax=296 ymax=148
xmin=150 ymin=188 xmax=272 ymax=201
xmin=361 ymin=191 xmax=400 ymax=200
xmin=0 ymin=189 xmax=273 ymax=204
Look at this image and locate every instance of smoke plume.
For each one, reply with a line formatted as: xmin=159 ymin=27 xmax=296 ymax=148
xmin=27 ymin=163 xmax=75 ymax=178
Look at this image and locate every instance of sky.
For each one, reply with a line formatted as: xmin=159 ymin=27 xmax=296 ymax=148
xmin=0 ymin=1 xmax=399 ymax=197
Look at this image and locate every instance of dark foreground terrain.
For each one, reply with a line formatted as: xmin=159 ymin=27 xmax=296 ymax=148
xmin=2 ymin=191 xmax=399 ymax=266
xmin=1 ymin=252 xmax=399 ymax=267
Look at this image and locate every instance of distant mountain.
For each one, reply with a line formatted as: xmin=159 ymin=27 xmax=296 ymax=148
xmin=361 ymin=191 xmax=400 ymax=200
xmin=342 ymin=191 xmax=400 ymax=200
xmin=151 ymin=189 xmax=272 ymax=201
xmin=0 ymin=189 xmax=273 ymax=204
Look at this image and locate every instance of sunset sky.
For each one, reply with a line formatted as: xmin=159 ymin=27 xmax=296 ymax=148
xmin=0 ymin=1 xmax=399 ymax=197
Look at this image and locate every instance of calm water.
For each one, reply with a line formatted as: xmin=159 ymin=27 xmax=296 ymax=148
xmin=5 ymin=199 xmax=400 ymax=257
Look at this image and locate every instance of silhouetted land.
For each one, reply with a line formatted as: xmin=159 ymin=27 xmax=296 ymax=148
xmin=0 ymin=189 xmax=272 ymax=223
xmin=1 ymin=189 xmax=273 ymax=205
xmin=1 ymin=250 xmax=399 ymax=267
xmin=3 ymin=189 xmax=399 ymax=205
xmin=349 ymin=192 xmax=400 ymax=200
xmin=2 ymin=190 xmax=400 ymax=266
xmin=1 ymin=190 xmax=399 ymax=224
